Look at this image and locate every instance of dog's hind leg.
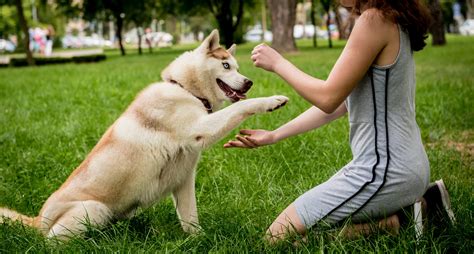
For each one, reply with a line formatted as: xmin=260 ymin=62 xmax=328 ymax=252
xmin=46 ymin=200 xmax=112 ymax=240
xmin=172 ymin=171 xmax=199 ymax=234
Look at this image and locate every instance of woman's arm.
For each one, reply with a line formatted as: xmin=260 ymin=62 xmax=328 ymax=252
xmin=252 ymin=10 xmax=392 ymax=113
xmin=223 ymin=103 xmax=347 ymax=149
xmin=272 ymin=103 xmax=347 ymax=142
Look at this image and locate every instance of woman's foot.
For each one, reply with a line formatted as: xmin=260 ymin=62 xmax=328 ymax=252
xmin=339 ymin=214 xmax=400 ymax=239
xmin=423 ymin=179 xmax=456 ymax=226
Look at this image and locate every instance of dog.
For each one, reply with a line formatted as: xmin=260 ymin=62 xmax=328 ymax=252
xmin=0 ymin=30 xmax=288 ymax=239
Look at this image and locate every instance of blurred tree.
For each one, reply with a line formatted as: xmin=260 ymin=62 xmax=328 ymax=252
xmin=440 ymin=0 xmax=455 ymax=33
xmin=469 ymin=0 xmax=474 ymax=18
xmin=55 ymin=0 xmax=129 ymax=55
xmin=0 ymin=5 xmax=17 ymax=38
xmin=320 ymin=0 xmax=333 ymax=48
xmin=211 ymin=0 xmax=244 ymax=47
xmin=211 ymin=0 xmax=257 ymax=47
xmin=125 ymin=0 xmax=158 ymax=55
xmin=267 ymin=0 xmax=297 ymax=52
xmin=261 ymin=0 xmax=267 ymax=42
xmin=5 ymin=0 xmax=35 ymax=65
xmin=310 ymin=0 xmax=318 ymax=47
xmin=187 ymin=15 xmax=214 ymax=42
xmin=333 ymin=1 xmax=350 ymax=40
xmin=157 ymin=0 xmax=198 ymax=45
xmin=173 ymin=0 xmax=255 ymax=47
xmin=428 ymin=0 xmax=446 ymax=45
xmin=54 ymin=0 xmax=81 ymax=18
xmin=35 ymin=0 xmax=67 ymax=41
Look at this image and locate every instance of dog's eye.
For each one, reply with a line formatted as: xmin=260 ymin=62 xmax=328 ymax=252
xmin=222 ymin=62 xmax=230 ymax=69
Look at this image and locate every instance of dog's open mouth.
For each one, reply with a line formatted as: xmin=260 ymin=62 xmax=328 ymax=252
xmin=216 ymin=78 xmax=247 ymax=102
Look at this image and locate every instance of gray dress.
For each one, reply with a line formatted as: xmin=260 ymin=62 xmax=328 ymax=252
xmin=294 ymin=26 xmax=430 ymax=227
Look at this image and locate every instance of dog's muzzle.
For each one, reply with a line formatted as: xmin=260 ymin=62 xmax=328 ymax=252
xmin=241 ymin=79 xmax=253 ymax=93
xmin=217 ymin=78 xmax=253 ymax=102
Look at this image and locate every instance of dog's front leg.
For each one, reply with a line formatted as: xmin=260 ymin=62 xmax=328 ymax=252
xmin=190 ymin=95 xmax=288 ymax=149
xmin=172 ymin=171 xmax=199 ymax=234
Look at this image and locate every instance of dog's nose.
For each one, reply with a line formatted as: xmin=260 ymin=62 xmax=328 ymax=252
xmin=242 ymin=79 xmax=253 ymax=93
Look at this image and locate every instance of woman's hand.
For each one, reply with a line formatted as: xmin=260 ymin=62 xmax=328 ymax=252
xmin=223 ymin=129 xmax=277 ymax=149
xmin=251 ymin=44 xmax=285 ymax=72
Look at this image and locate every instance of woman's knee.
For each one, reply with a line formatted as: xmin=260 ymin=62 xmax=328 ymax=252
xmin=265 ymin=204 xmax=306 ymax=243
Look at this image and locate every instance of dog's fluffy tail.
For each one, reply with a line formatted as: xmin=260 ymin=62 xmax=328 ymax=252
xmin=0 ymin=207 xmax=36 ymax=227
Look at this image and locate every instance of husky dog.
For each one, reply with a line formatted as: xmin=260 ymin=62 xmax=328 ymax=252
xmin=0 ymin=30 xmax=288 ymax=239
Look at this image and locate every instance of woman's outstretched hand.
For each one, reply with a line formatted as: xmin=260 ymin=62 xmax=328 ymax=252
xmin=223 ymin=129 xmax=277 ymax=149
xmin=251 ymin=44 xmax=285 ymax=72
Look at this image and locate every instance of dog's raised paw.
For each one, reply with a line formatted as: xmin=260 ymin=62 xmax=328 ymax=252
xmin=267 ymin=95 xmax=289 ymax=112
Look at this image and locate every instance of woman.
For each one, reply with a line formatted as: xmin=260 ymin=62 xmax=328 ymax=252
xmin=225 ymin=0 xmax=455 ymax=242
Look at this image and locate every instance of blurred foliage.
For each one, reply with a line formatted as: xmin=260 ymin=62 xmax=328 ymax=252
xmin=0 ymin=5 xmax=17 ymax=38
xmin=0 ymin=0 xmax=465 ymax=47
xmin=159 ymin=0 xmax=258 ymax=46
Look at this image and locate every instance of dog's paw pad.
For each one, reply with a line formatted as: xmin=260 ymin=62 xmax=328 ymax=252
xmin=267 ymin=96 xmax=289 ymax=112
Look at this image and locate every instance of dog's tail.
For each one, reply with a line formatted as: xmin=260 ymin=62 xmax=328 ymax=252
xmin=0 ymin=207 xmax=36 ymax=227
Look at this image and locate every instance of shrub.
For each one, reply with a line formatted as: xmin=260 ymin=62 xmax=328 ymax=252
xmin=8 ymin=54 xmax=106 ymax=67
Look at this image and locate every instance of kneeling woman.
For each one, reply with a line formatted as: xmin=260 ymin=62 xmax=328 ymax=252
xmin=225 ymin=0 xmax=455 ymax=242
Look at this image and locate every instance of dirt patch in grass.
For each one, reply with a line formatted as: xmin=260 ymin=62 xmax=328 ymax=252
xmin=428 ymin=130 xmax=474 ymax=165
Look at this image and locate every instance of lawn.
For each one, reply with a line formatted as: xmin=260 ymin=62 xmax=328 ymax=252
xmin=0 ymin=36 xmax=473 ymax=253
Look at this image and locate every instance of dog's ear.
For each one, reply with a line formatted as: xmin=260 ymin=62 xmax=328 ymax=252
xmin=198 ymin=29 xmax=220 ymax=52
xmin=227 ymin=44 xmax=236 ymax=56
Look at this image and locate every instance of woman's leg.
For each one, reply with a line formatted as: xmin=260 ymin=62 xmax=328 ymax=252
xmin=265 ymin=203 xmax=306 ymax=243
xmin=265 ymin=203 xmax=401 ymax=243
xmin=265 ymin=161 xmax=428 ymax=244
xmin=339 ymin=214 xmax=400 ymax=239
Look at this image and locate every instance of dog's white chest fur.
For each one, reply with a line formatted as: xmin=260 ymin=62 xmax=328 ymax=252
xmin=138 ymin=147 xmax=200 ymax=208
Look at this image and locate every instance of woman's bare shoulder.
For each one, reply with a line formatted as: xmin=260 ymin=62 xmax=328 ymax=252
xmin=357 ymin=8 xmax=396 ymax=31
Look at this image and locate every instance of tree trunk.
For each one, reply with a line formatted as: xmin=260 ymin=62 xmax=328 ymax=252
xmin=267 ymin=0 xmax=297 ymax=53
xmin=14 ymin=0 xmax=34 ymax=66
xmin=334 ymin=6 xmax=342 ymax=39
xmin=136 ymin=26 xmax=142 ymax=55
xmin=215 ymin=14 xmax=235 ymax=48
xmin=213 ymin=0 xmax=244 ymax=48
xmin=166 ymin=17 xmax=180 ymax=45
xmin=310 ymin=0 xmax=317 ymax=47
xmin=146 ymin=34 xmax=153 ymax=54
xmin=334 ymin=6 xmax=349 ymax=40
xmin=261 ymin=0 xmax=267 ymax=42
xmin=115 ymin=14 xmax=126 ymax=56
xmin=347 ymin=16 xmax=355 ymax=37
xmin=428 ymin=0 xmax=446 ymax=46
xmin=467 ymin=0 xmax=474 ymax=19
xmin=326 ymin=11 xmax=333 ymax=48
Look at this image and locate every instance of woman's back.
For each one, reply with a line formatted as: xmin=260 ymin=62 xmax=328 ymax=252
xmin=346 ymin=25 xmax=429 ymax=186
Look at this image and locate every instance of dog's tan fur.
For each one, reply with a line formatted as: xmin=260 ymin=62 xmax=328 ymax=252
xmin=0 ymin=30 xmax=288 ymax=239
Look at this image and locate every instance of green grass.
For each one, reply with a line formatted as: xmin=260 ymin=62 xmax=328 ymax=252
xmin=1 ymin=35 xmax=473 ymax=253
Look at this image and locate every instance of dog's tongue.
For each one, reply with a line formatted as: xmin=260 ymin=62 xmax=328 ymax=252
xmin=218 ymin=79 xmax=247 ymax=101
xmin=229 ymin=91 xmax=246 ymax=100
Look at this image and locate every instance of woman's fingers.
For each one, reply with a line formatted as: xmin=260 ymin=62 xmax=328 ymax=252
xmin=245 ymin=137 xmax=260 ymax=147
xmin=240 ymin=129 xmax=256 ymax=135
xmin=236 ymin=135 xmax=257 ymax=148
xmin=252 ymin=43 xmax=265 ymax=53
xmin=223 ymin=140 xmax=248 ymax=148
xmin=251 ymin=54 xmax=258 ymax=62
xmin=246 ymin=136 xmax=260 ymax=145
xmin=223 ymin=129 xmax=269 ymax=148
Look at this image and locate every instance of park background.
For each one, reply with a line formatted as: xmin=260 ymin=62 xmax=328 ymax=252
xmin=1 ymin=0 xmax=473 ymax=252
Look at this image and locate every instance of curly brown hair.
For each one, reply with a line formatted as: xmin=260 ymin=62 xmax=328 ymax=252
xmin=351 ymin=0 xmax=432 ymax=51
